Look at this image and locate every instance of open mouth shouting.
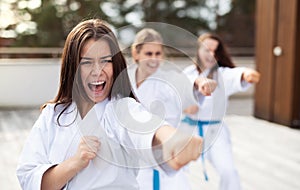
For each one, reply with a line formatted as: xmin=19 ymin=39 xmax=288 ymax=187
xmin=88 ymin=80 xmax=106 ymax=93
xmin=83 ymin=78 xmax=111 ymax=103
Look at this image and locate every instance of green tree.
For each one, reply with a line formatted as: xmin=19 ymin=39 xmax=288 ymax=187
xmin=216 ymin=0 xmax=256 ymax=47
xmin=14 ymin=0 xmax=108 ymax=47
xmin=141 ymin=0 xmax=209 ymax=34
xmin=2 ymin=0 xmax=255 ymax=47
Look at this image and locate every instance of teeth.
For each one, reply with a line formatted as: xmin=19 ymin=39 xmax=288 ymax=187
xmin=148 ymin=62 xmax=159 ymax=68
xmin=90 ymin=81 xmax=105 ymax=85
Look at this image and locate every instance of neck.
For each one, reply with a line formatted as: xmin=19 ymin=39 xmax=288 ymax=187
xmin=78 ymin=100 xmax=94 ymax=119
xmin=135 ymin=67 xmax=150 ymax=88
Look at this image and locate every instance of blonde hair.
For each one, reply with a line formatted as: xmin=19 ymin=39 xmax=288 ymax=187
xmin=131 ymin=28 xmax=163 ymax=62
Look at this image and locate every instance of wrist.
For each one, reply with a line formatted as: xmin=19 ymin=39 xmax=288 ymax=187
xmin=153 ymin=125 xmax=176 ymax=146
xmin=68 ymin=156 xmax=86 ymax=173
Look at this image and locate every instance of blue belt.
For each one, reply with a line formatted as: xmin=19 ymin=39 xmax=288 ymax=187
xmin=181 ymin=116 xmax=221 ymax=181
xmin=153 ymin=169 xmax=160 ymax=190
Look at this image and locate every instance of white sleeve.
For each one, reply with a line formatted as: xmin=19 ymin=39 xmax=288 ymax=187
xmin=183 ymin=65 xmax=205 ymax=104
xmin=163 ymin=70 xmax=198 ymax=111
xmin=16 ymin=106 xmax=57 ymax=190
xmin=145 ymin=82 xmax=182 ymax=128
xmin=183 ymin=65 xmax=198 ymax=85
xmin=161 ymin=90 xmax=182 ymax=128
xmin=107 ymin=98 xmax=176 ymax=174
xmin=220 ymin=67 xmax=252 ymax=97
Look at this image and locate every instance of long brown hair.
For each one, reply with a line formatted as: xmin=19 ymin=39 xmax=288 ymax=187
xmin=195 ymin=33 xmax=235 ymax=77
xmin=44 ymin=19 xmax=135 ymax=125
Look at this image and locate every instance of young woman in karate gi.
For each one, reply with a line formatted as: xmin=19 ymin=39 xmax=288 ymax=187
xmin=16 ymin=19 xmax=203 ymax=190
xmin=182 ymin=33 xmax=260 ymax=190
xmin=128 ymin=28 xmax=192 ymax=190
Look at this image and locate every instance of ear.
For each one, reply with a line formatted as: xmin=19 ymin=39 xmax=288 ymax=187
xmin=131 ymin=47 xmax=139 ymax=63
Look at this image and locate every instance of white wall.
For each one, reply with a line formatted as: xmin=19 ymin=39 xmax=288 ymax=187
xmin=0 ymin=59 xmax=61 ymax=107
xmin=0 ymin=57 xmax=254 ymax=107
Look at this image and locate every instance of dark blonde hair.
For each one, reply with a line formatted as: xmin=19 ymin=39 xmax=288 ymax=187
xmin=131 ymin=28 xmax=163 ymax=62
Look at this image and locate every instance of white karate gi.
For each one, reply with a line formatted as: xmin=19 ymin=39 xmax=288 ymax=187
xmin=128 ymin=64 xmax=192 ymax=190
xmin=183 ymin=65 xmax=251 ymax=190
xmin=17 ymin=97 xmax=170 ymax=190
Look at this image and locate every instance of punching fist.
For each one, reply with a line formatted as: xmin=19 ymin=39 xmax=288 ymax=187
xmin=153 ymin=125 xmax=203 ymax=170
xmin=242 ymin=68 xmax=261 ymax=83
xmin=194 ymin=77 xmax=217 ymax=96
xmin=166 ymin=134 xmax=203 ymax=170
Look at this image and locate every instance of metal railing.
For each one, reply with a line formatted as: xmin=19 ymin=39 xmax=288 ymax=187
xmin=0 ymin=47 xmax=254 ymax=59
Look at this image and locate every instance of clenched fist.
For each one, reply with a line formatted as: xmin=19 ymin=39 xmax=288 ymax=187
xmin=74 ymin=136 xmax=101 ymax=170
xmin=166 ymin=134 xmax=203 ymax=170
xmin=153 ymin=125 xmax=203 ymax=170
xmin=242 ymin=68 xmax=261 ymax=83
xmin=195 ymin=77 xmax=217 ymax=96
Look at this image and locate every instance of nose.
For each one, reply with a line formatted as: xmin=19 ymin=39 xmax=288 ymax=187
xmin=151 ymin=54 xmax=160 ymax=61
xmin=91 ymin=62 xmax=103 ymax=76
xmin=209 ymin=50 xmax=215 ymax=58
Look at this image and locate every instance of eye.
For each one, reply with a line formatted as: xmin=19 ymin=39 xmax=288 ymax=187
xmin=100 ymin=59 xmax=113 ymax=63
xmin=145 ymin=52 xmax=153 ymax=56
xmin=155 ymin=52 xmax=161 ymax=56
xmin=80 ymin=61 xmax=92 ymax=65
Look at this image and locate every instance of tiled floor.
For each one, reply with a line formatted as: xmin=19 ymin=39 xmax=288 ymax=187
xmin=1 ymin=98 xmax=300 ymax=190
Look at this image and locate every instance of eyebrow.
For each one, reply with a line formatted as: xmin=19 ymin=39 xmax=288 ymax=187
xmin=80 ymin=55 xmax=113 ymax=60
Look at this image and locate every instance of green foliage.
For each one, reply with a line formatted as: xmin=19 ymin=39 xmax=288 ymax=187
xmin=5 ymin=0 xmax=255 ymax=47
xmin=216 ymin=0 xmax=256 ymax=47
xmin=13 ymin=0 xmax=109 ymax=47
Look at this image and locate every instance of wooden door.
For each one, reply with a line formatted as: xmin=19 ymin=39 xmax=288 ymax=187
xmin=254 ymin=0 xmax=300 ymax=127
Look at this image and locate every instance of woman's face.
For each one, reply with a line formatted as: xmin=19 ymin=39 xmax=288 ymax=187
xmin=134 ymin=43 xmax=163 ymax=77
xmin=198 ymin=38 xmax=219 ymax=69
xmin=80 ymin=39 xmax=113 ymax=103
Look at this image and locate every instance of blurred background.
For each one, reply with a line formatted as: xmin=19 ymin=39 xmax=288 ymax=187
xmin=0 ymin=0 xmax=256 ymax=107
xmin=0 ymin=0 xmax=255 ymax=48
xmin=1 ymin=0 xmax=300 ymax=190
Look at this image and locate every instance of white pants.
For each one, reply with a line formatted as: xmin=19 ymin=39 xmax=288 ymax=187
xmin=203 ymin=123 xmax=241 ymax=190
xmin=136 ymin=168 xmax=191 ymax=190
